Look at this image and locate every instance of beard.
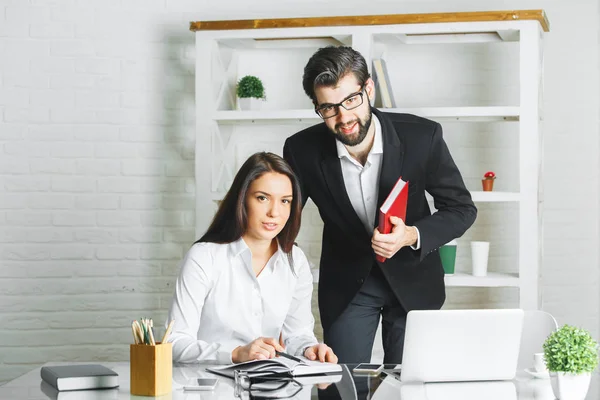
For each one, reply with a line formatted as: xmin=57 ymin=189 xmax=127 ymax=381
xmin=330 ymin=108 xmax=373 ymax=147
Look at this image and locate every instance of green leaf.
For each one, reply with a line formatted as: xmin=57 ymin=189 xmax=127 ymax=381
xmin=543 ymin=325 xmax=599 ymax=373
xmin=236 ymin=75 xmax=265 ymax=99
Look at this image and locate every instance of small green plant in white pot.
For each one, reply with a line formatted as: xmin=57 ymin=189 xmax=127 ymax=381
xmin=236 ymin=75 xmax=265 ymax=111
xmin=543 ymin=324 xmax=599 ymax=400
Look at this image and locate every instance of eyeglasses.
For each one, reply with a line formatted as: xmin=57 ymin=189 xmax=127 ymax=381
xmin=234 ymin=370 xmax=303 ymax=399
xmin=315 ymin=88 xmax=365 ymax=119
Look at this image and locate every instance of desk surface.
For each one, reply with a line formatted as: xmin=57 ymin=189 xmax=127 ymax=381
xmin=0 ymin=362 xmax=598 ymax=400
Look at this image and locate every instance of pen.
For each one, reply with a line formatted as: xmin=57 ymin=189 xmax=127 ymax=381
xmin=276 ymin=350 xmax=303 ymax=363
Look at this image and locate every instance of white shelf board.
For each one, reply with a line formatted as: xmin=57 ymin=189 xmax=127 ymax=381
xmin=470 ymin=191 xmax=520 ymax=202
xmin=445 ymin=272 xmax=520 ymax=287
xmin=212 ymin=106 xmax=520 ymax=123
xmin=312 ymin=270 xmax=519 ymax=287
xmin=393 ymin=106 xmax=519 ymax=121
xmin=427 ymin=191 xmax=520 ymax=203
xmin=216 ymin=190 xmax=520 ymax=204
xmin=214 ymin=109 xmax=318 ymax=123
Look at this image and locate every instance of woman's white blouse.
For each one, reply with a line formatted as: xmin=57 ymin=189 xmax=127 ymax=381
xmin=167 ymin=238 xmax=318 ymax=363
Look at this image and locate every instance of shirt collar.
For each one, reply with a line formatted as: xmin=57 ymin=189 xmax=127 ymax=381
xmin=229 ymin=237 xmax=287 ymax=266
xmin=336 ymin=113 xmax=383 ymax=159
xmin=371 ymin=114 xmax=383 ymax=155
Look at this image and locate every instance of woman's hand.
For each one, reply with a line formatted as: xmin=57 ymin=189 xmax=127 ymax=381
xmin=303 ymin=343 xmax=338 ymax=363
xmin=232 ymin=337 xmax=285 ymax=363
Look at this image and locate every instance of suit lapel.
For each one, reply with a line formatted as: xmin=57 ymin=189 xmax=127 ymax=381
xmin=374 ymin=109 xmax=405 ymax=229
xmin=320 ymin=137 xmax=371 ymax=241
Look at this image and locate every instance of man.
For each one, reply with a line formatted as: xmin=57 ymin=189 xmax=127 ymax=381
xmin=283 ymin=46 xmax=477 ymax=364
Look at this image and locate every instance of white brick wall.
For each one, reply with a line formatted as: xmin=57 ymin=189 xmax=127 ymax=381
xmin=0 ymin=0 xmax=598 ymax=384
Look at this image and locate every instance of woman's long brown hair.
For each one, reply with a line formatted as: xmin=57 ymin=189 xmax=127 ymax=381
xmin=196 ymin=152 xmax=302 ymax=265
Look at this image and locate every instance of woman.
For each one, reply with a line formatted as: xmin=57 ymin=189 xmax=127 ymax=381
xmin=167 ymin=152 xmax=337 ymax=364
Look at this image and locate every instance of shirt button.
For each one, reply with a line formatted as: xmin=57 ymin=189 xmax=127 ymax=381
xmin=357 ymin=278 xmax=364 ymax=284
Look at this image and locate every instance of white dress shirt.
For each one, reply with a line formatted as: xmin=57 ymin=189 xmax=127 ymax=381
xmin=167 ymin=238 xmax=318 ymax=364
xmin=337 ymin=114 xmax=421 ymax=248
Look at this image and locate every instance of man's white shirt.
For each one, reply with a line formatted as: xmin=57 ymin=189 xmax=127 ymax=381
xmin=167 ymin=238 xmax=318 ymax=363
xmin=336 ymin=114 xmax=421 ymax=249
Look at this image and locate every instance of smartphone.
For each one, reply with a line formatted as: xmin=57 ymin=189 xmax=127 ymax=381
xmin=183 ymin=378 xmax=219 ymax=391
xmin=353 ymin=363 xmax=384 ymax=375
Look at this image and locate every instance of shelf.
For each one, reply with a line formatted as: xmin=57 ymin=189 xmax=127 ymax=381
xmin=212 ymin=106 xmax=519 ymax=123
xmin=427 ymin=191 xmax=520 ymax=203
xmin=445 ymin=272 xmax=520 ymax=287
xmin=470 ymin=191 xmax=520 ymax=202
xmin=213 ymin=109 xmax=318 ymax=123
xmin=385 ymin=106 xmax=519 ymax=121
xmin=190 ymin=10 xmax=549 ymax=32
xmin=195 ymin=12 xmax=547 ymax=310
xmin=213 ymin=191 xmax=520 ymax=205
xmin=312 ymin=270 xmax=519 ymax=287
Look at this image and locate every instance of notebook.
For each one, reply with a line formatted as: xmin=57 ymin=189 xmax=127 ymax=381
xmin=40 ymin=364 xmax=119 ymax=391
xmin=376 ymin=176 xmax=408 ymax=262
xmin=400 ymin=309 xmax=524 ymax=382
xmin=206 ymin=356 xmax=342 ymax=379
xmin=40 ymin=380 xmax=119 ymax=400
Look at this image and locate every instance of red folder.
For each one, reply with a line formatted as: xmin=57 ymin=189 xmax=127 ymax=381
xmin=376 ymin=177 xmax=408 ymax=263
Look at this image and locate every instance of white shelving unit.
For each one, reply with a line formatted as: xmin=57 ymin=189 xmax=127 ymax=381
xmin=191 ymin=10 xmax=549 ymax=310
xmin=212 ymin=106 xmax=520 ymax=123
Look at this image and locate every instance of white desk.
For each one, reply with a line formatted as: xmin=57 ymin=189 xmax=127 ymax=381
xmin=0 ymin=362 xmax=598 ymax=399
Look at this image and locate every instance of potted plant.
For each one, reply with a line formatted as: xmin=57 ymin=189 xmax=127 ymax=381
xmin=543 ymin=324 xmax=599 ymax=400
xmin=482 ymin=171 xmax=496 ymax=191
xmin=236 ymin=75 xmax=265 ymax=111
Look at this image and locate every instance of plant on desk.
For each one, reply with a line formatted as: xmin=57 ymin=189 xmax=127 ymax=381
xmin=543 ymin=324 xmax=599 ymax=400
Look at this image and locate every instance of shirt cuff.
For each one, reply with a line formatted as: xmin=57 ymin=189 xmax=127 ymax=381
xmin=410 ymin=227 xmax=421 ymax=250
xmin=291 ymin=338 xmax=318 ymax=357
xmin=217 ymin=341 xmax=239 ymax=364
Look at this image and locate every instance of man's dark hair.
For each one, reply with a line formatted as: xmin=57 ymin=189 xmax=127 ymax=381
xmin=302 ymin=46 xmax=370 ymax=105
xmin=196 ymin=152 xmax=302 ymax=262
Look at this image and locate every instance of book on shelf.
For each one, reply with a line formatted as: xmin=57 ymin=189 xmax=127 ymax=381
xmin=377 ymin=176 xmax=408 ymax=263
xmin=372 ymin=58 xmax=396 ymax=108
xmin=206 ymin=356 xmax=342 ymax=379
xmin=40 ymin=364 xmax=119 ymax=391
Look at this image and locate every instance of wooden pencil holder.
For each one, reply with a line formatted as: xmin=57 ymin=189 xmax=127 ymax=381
xmin=130 ymin=342 xmax=172 ymax=396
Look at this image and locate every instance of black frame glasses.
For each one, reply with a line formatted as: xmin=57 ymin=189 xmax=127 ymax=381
xmin=234 ymin=371 xmax=303 ymax=399
xmin=315 ymin=88 xmax=365 ymax=119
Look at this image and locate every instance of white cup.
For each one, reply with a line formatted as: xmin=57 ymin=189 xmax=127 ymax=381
xmin=533 ymin=352 xmax=547 ymax=373
xmin=470 ymin=241 xmax=490 ymax=277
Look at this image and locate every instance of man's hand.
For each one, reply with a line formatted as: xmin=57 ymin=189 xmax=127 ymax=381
xmin=303 ymin=343 xmax=338 ymax=363
xmin=232 ymin=337 xmax=285 ymax=363
xmin=372 ymin=216 xmax=418 ymax=260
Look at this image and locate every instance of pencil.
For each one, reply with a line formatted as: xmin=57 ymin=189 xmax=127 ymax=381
xmin=131 ymin=322 xmax=138 ymax=344
xmin=148 ymin=323 xmax=156 ymax=346
xmin=162 ymin=320 xmax=175 ymax=343
xmin=133 ymin=320 xmax=144 ymax=344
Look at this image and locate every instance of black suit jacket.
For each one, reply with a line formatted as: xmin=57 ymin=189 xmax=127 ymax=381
xmin=283 ymin=108 xmax=477 ymax=330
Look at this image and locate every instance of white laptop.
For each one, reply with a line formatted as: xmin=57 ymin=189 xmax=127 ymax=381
xmin=400 ymin=309 xmax=524 ymax=382
xmin=397 ymin=381 xmax=517 ymax=400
